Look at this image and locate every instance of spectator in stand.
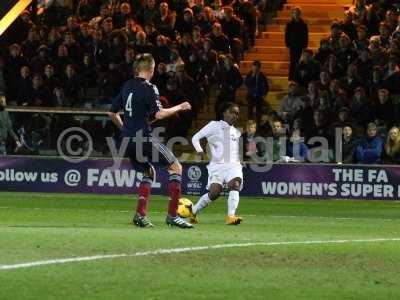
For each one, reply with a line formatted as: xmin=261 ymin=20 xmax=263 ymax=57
xmin=324 ymin=54 xmax=344 ymax=80
xmin=348 ymin=0 xmax=367 ymax=21
xmin=134 ymin=30 xmax=153 ymax=54
xmin=341 ymin=11 xmax=357 ymax=41
xmin=378 ymin=22 xmax=391 ymax=49
xmin=88 ymin=29 xmax=109 ymax=70
xmin=279 ymin=81 xmax=304 ymax=123
xmin=22 ymin=28 xmax=41 ymax=61
xmin=0 ymin=94 xmax=21 ymax=155
xmin=339 ymin=124 xmax=358 ymax=164
xmin=328 ymin=79 xmax=346 ymax=110
xmin=356 ymin=49 xmax=373 ymax=82
xmin=336 ymin=34 xmax=358 ymax=71
xmin=118 ymin=47 xmax=135 ymax=81
xmin=124 ymin=18 xmax=142 ymax=43
xmin=135 ymin=0 xmax=158 ymax=26
xmin=54 ymin=44 xmax=72 ymax=78
xmin=244 ymin=60 xmax=269 ymax=118
xmin=153 ymin=35 xmax=172 ymax=64
xmin=286 ymin=129 xmax=308 ymax=162
xmin=340 ymin=64 xmax=362 ymax=98
xmin=30 ymin=45 xmax=51 ymax=75
xmin=243 ymin=119 xmax=258 ymax=161
xmin=144 ymin=21 xmax=159 ymax=46
xmin=221 ymin=6 xmax=243 ymax=43
xmin=98 ymin=61 xmax=123 ymax=107
xmin=113 ymin=2 xmax=133 ymax=29
xmin=8 ymin=44 xmax=27 ymax=78
xmin=208 ymin=22 xmax=230 ymax=54
xmin=152 ymin=62 xmax=169 ymax=95
xmin=31 ymin=74 xmax=50 ymax=106
xmin=268 ymin=118 xmax=287 ymax=162
xmin=81 ymin=53 xmax=98 ymax=94
xmin=285 ymin=7 xmax=308 ymax=80
xmin=318 ymin=70 xmax=331 ymax=92
xmin=43 ymin=64 xmax=59 ymax=97
xmin=16 ymin=66 xmax=32 ymax=105
xmin=314 ymin=38 xmax=333 ymax=66
xmin=178 ymin=33 xmax=195 ymax=63
xmin=353 ymin=25 xmax=370 ymax=53
xmin=355 ymin=122 xmax=383 ymax=164
xmin=369 ymin=35 xmax=388 ymax=66
xmin=236 ymin=0 xmax=257 ymax=49
xmin=63 ymin=64 xmax=81 ymax=106
xmin=349 ymin=86 xmax=370 ymax=128
xmin=77 ymin=0 xmax=97 ymax=22
xmin=383 ymin=126 xmax=400 ymax=164
xmin=155 ymin=2 xmax=175 ymax=39
xmin=383 ymin=59 xmax=400 ymax=98
xmin=372 ymin=88 xmax=395 ymax=130
xmin=327 ymin=23 xmax=342 ymax=52
xmin=215 ymin=54 xmax=242 ymax=118
xmin=175 ymin=8 xmax=195 ymax=35
xmin=293 ymin=49 xmax=321 ymax=88
xmin=369 ymin=65 xmax=385 ymax=97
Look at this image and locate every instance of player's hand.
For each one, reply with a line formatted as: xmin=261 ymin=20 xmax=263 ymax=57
xmin=179 ymin=102 xmax=191 ymax=111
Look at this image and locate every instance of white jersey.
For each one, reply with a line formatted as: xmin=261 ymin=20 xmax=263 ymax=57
xmin=191 ymin=120 xmax=241 ymax=164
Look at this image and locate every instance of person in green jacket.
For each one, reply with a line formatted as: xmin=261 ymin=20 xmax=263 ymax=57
xmin=0 ymin=94 xmax=21 ymax=155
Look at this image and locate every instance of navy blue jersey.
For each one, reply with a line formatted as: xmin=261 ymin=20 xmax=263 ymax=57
xmin=110 ymin=77 xmax=162 ymax=137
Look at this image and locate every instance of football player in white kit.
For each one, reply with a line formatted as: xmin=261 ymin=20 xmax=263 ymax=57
xmin=189 ymin=102 xmax=243 ymax=225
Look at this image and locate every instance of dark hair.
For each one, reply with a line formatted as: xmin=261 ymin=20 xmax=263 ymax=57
xmin=219 ymin=101 xmax=239 ymax=116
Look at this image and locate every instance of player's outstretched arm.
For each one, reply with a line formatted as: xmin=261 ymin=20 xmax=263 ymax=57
xmin=154 ymin=101 xmax=191 ymax=120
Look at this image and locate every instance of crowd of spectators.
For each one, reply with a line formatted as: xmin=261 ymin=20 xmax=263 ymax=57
xmin=0 ymin=0 xmax=265 ymax=154
xmin=243 ymin=1 xmax=400 ymax=165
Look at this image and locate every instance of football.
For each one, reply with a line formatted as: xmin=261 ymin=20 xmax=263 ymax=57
xmin=177 ymin=198 xmax=193 ymax=218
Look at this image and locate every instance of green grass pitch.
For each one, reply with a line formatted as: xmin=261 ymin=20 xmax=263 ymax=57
xmin=0 ymin=192 xmax=400 ymax=300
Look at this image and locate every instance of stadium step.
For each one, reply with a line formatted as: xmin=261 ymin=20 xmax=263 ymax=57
xmin=255 ymin=38 xmax=320 ymax=47
xmin=283 ymin=4 xmax=350 ymax=11
xmin=265 ymin=24 xmax=331 ymax=33
xmin=248 ymin=46 xmax=318 ymax=54
xmin=273 ymin=18 xmax=336 ymax=25
xmin=277 ymin=10 xmax=345 ymax=19
xmin=244 ymin=53 xmax=289 ymax=62
xmin=286 ymin=0 xmax=350 ymax=4
xmin=258 ymin=32 xmax=327 ymax=40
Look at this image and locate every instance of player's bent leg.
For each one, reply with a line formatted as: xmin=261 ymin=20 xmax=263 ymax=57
xmin=226 ymin=178 xmax=243 ymax=225
xmin=190 ymin=183 xmax=222 ymax=223
xmin=166 ymin=160 xmax=193 ymax=228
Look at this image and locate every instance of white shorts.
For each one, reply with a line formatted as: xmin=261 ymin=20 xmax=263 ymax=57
xmin=206 ymin=163 xmax=243 ymax=191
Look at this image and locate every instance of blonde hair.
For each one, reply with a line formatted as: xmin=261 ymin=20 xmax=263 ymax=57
xmin=134 ymin=53 xmax=155 ymax=73
xmin=246 ymin=119 xmax=257 ymax=127
xmin=385 ymin=126 xmax=400 ymax=157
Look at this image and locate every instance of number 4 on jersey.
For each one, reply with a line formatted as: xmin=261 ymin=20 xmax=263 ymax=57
xmin=125 ymin=93 xmax=134 ymax=117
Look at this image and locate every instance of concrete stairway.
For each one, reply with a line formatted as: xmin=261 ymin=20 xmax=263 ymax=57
xmin=179 ymin=0 xmax=351 ymax=156
xmin=239 ymin=0 xmax=352 ymax=110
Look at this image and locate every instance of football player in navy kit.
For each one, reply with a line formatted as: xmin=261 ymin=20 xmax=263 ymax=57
xmin=108 ymin=53 xmax=193 ymax=228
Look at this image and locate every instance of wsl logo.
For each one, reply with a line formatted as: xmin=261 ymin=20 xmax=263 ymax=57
xmin=187 ymin=166 xmax=202 ymax=181
xmin=186 ymin=166 xmax=202 ymax=194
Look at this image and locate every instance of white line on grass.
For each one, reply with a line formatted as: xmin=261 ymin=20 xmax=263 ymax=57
xmin=1 ymin=238 xmax=400 ymax=271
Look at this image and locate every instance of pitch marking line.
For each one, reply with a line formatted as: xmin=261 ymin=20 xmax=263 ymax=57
xmin=1 ymin=238 xmax=400 ymax=271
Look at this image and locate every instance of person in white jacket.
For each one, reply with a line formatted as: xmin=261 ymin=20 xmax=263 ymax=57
xmin=189 ymin=102 xmax=243 ymax=225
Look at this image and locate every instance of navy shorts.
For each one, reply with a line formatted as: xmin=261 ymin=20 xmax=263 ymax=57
xmin=126 ymin=137 xmax=176 ymax=173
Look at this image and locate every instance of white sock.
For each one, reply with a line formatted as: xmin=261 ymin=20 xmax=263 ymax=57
xmin=228 ymin=190 xmax=240 ymax=216
xmin=192 ymin=193 xmax=212 ymax=215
